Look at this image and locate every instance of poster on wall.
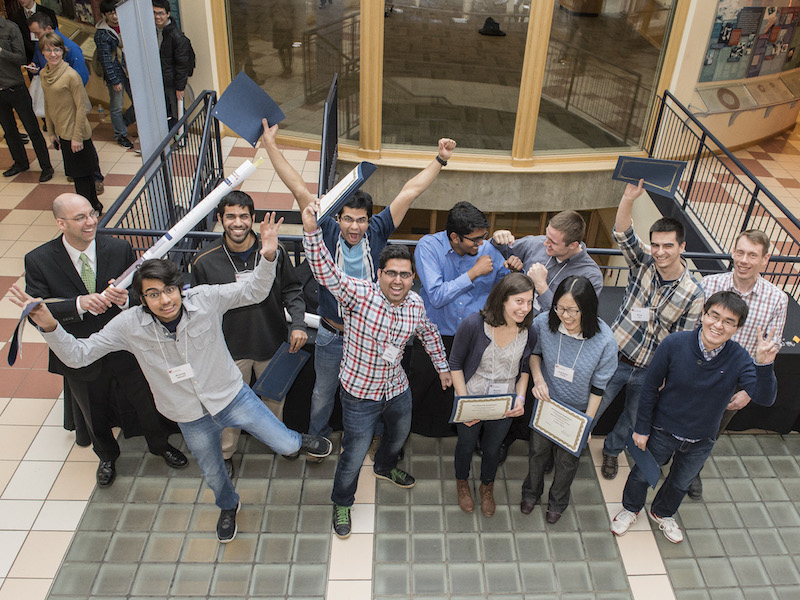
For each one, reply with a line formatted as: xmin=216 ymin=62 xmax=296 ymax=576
xmin=701 ymin=1 xmax=800 ymax=83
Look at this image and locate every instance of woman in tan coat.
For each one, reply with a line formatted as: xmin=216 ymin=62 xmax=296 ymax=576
xmin=38 ymin=32 xmax=102 ymax=213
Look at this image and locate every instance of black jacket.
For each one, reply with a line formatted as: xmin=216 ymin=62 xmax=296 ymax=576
xmin=10 ymin=3 xmax=57 ymax=63
xmin=159 ymin=20 xmax=191 ymax=92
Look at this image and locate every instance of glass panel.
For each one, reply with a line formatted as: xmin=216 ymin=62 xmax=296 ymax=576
xmin=226 ymin=0 xmax=360 ymax=141
xmin=381 ymin=1 xmax=529 ymax=151
xmin=535 ymin=0 xmax=675 ymax=152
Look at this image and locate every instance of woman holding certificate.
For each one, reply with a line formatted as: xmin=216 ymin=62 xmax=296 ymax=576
xmin=521 ymin=276 xmax=617 ymax=523
xmin=449 ymin=273 xmax=536 ymax=516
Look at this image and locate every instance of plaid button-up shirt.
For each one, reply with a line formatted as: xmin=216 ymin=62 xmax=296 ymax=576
xmin=701 ymin=272 xmax=787 ymax=358
xmin=304 ymin=228 xmax=449 ymax=401
xmin=612 ymin=225 xmax=704 ymax=368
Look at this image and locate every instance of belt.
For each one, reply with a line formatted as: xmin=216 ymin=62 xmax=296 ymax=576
xmin=320 ymin=318 xmax=344 ymax=336
xmin=618 ymin=352 xmax=638 ymax=368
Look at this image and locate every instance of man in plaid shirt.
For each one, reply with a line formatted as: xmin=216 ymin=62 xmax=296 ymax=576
xmin=687 ymin=229 xmax=787 ymax=499
xmin=599 ymin=180 xmax=705 ymax=480
xmin=302 ymin=201 xmax=452 ymax=539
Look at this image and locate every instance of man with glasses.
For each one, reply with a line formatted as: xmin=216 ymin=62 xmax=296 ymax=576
xmin=153 ymin=0 xmax=193 ymax=128
xmin=301 ymin=200 xmax=451 ymax=538
xmin=611 ymin=291 xmax=778 ymax=544
xmin=411 ymin=201 xmax=522 ymax=435
xmin=261 ymin=121 xmax=456 ymax=456
xmin=598 ymin=180 xmax=704 ymax=480
xmin=24 ymin=193 xmax=186 ymax=487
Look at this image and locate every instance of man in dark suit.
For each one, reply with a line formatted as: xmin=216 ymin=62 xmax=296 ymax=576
xmin=25 ymin=193 xmax=187 ymax=486
xmin=10 ymin=0 xmax=57 ymax=64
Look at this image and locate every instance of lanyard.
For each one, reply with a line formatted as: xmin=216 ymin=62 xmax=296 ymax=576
xmin=544 ymin=256 xmax=569 ymax=291
xmin=222 ymin=242 xmax=259 ymax=274
xmin=151 ymin=318 xmax=189 ymax=370
xmin=556 ymin=331 xmax=586 ymax=370
xmin=643 ymin=269 xmax=683 ymax=310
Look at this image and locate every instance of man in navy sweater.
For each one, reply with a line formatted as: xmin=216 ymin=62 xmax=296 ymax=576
xmin=611 ymin=291 xmax=778 ymax=544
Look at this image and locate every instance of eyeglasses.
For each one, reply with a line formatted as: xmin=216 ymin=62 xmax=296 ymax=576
xmin=339 ymin=216 xmax=368 ymax=225
xmin=42 ymin=47 xmax=63 ymax=54
xmin=153 ymin=9 xmax=168 ymax=16
xmin=705 ymin=310 xmax=739 ymax=329
xmin=142 ymin=286 xmax=179 ymax=300
xmin=554 ymin=305 xmax=581 ymax=317
xmin=461 ymin=232 xmax=488 ymax=244
xmin=58 ymin=210 xmax=99 ymax=225
xmin=382 ymin=270 xmax=413 ymax=280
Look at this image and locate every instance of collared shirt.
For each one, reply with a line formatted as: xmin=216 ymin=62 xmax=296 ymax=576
xmin=415 ymin=230 xmax=509 ymax=336
xmin=43 ymin=253 xmax=277 ymax=423
xmin=304 ymin=228 xmax=448 ymax=401
xmin=700 ymin=271 xmax=788 ymax=359
xmin=698 ymin=327 xmax=725 ymax=361
xmin=611 ymin=225 xmax=704 ymax=368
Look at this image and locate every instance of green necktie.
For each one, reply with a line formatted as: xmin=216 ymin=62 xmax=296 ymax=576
xmin=79 ymin=253 xmax=95 ymax=294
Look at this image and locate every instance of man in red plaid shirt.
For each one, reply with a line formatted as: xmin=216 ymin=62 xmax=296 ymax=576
xmin=687 ymin=228 xmax=787 ymax=499
xmin=302 ymin=201 xmax=452 ymax=539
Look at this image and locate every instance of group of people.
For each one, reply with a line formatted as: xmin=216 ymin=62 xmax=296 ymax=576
xmin=0 ymin=0 xmax=194 ymax=208
xmin=12 ymin=121 xmax=787 ymax=547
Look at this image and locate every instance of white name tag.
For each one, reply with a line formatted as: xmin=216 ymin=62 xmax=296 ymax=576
xmin=631 ymin=307 xmax=650 ymax=322
xmin=235 ymin=271 xmax=254 ymax=283
xmin=487 ymin=382 xmax=508 ymax=395
xmin=381 ymin=345 xmax=401 ymax=362
xmin=168 ymin=363 xmax=195 ymax=383
xmin=554 ymin=363 xmax=574 ymax=382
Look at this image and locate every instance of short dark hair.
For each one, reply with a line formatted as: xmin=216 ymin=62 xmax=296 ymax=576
xmin=549 ymin=210 xmax=586 ymax=246
xmin=100 ymin=0 xmax=118 ymax=15
xmin=152 ymin=0 xmax=171 ymax=13
xmin=379 ymin=243 xmax=414 ymax=271
xmin=649 ymin=217 xmax=685 ymax=245
xmin=338 ymin=190 xmax=373 ymax=219
xmin=27 ymin=12 xmax=53 ymax=29
xmin=480 ymin=272 xmax=534 ymax=330
xmin=133 ymin=259 xmax=184 ymax=312
xmin=217 ymin=190 xmax=255 ymax=218
xmin=446 ymin=202 xmax=489 ymax=238
xmin=704 ymin=291 xmax=748 ymax=327
xmin=548 ymin=276 xmax=601 ymax=338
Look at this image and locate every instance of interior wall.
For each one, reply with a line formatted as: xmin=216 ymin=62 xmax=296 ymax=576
xmin=178 ymin=0 xmax=218 ymax=97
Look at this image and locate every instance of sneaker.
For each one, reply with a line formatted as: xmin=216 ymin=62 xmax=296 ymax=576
xmin=374 ymin=467 xmax=415 ymax=489
xmin=117 ymin=136 xmax=134 ymax=149
xmin=368 ymin=435 xmax=381 ymax=461
xmin=648 ymin=509 xmax=684 ymax=543
xmin=601 ymin=453 xmax=618 ymax=480
xmin=216 ymin=501 xmax=240 ymax=543
xmin=332 ymin=504 xmax=351 ymax=538
xmin=611 ymin=508 xmax=639 ymax=536
xmin=300 ymin=433 xmax=333 ymax=458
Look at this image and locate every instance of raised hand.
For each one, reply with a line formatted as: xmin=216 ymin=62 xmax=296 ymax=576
xmin=301 ymin=200 xmax=320 ymax=233
xmin=8 ymin=284 xmax=58 ymax=332
xmin=260 ymin=119 xmax=279 ymax=147
xmin=438 ymin=138 xmax=457 ymax=161
xmin=259 ymin=211 xmax=284 ymax=260
xmin=622 ymin=178 xmax=645 ymax=203
xmin=492 ymin=229 xmax=515 ymax=246
xmin=755 ymin=326 xmax=780 ymax=365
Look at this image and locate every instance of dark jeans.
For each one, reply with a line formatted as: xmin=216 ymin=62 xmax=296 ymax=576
xmin=622 ymin=427 xmax=715 ymax=518
xmin=455 ymin=418 xmax=512 ymax=484
xmin=409 ymin=335 xmax=455 ymax=437
xmin=0 ymin=85 xmax=52 ymax=171
xmin=331 ymin=387 xmax=411 ymax=507
xmin=600 ymin=360 xmax=647 ymax=456
xmin=522 ymin=431 xmax=581 ymax=514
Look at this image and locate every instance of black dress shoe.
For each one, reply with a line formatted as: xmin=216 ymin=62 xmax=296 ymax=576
xmin=39 ymin=168 xmax=54 ymax=182
xmin=158 ymin=446 xmax=188 ymax=469
xmin=3 ymin=165 xmax=28 ymax=177
xmin=97 ymin=461 xmax=116 ymax=487
xmin=546 ymin=510 xmax=562 ymax=524
xmin=520 ymin=497 xmax=537 ymax=515
xmin=687 ymin=474 xmax=703 ymax=500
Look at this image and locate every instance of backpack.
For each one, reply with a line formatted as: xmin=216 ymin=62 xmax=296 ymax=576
xmin=183 ymin=33 xmax=196 ymax=77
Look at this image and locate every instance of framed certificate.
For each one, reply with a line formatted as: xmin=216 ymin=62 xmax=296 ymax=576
xmin=529 ymin=397 xmax=592 ymax=457
xmin=449 ymin=395 xmax=514 ymax=423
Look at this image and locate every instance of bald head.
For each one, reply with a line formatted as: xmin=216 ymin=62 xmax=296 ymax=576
xmin=53 ymin=194 xmax=99 ymax=251
xmin=52 ymin=193 xmax=92 ymax=219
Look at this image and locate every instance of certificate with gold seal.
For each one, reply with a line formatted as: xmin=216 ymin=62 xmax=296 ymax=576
xmin=529 ymin=397 xmax=592 ymax=457
xmin=449 ymin=394 xmax=514 ymax=423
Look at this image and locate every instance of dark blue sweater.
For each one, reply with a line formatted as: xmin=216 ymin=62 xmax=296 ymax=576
xmin=635 ymin=330 xmax=777 ymax=440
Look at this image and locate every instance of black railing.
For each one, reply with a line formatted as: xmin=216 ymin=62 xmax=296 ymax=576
xmin=647 ymin=90 xmax=800 ymax=301
xmin=97 ymin=91 xmax=224 ymax=271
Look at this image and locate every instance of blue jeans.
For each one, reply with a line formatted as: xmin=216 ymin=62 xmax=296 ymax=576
xmin=622 ymin=427 xmax=715 ymax=517
xmin=178 ymin=383 xmax=302 ymax=510
xmin=106 ymin=80 xmax=135 ymax=140
xmin=454 ymin=418 xmax=512 ymax=484
xmin=599 ymin=361 xmax=647 ymax=456
xmin=308 ymin=327 xmax=343 ymax=437
xmin=331 ymin=387 xmax=412 ymax=507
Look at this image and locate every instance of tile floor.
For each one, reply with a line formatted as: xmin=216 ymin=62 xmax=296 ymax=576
xmin=0 ymin=113 xmax=799 ymax=599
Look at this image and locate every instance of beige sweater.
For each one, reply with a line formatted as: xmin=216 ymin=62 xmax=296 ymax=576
xmin=40 ymin=61 xmax=92 ymax=143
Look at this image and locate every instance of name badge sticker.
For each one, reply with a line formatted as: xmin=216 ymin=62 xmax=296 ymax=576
xmin=487 ymin=382 xmax=508 ymax=395
xmin=554 ymin=363 xmax=574 ymax=383
xmin=631 ymin=307 xmax=650 ymax=322
xmin=382 ymin=345 xmax=401 ymax=363
xmin=168 ymin=363 xmax=195 ymax=383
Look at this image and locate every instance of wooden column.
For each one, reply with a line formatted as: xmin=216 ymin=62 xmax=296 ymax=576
xmin=359 ymin=0 xmax=384 ymax=158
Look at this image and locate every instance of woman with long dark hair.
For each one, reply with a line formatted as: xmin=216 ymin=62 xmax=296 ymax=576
xmin=449 ymin=272 xmax=536 ymax=516
xmin=520 ymin=275 xmax=617 ymax=523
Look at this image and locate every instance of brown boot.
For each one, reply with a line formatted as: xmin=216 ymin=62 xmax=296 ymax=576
xmin=479 ymin=482 xmax=495 ymax=517
xmin=457 ymin=479 xmax=474 ymax=512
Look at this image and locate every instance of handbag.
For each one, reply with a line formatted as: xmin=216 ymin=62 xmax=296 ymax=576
xmin=29 ymin=76 xmax=45 ymax=119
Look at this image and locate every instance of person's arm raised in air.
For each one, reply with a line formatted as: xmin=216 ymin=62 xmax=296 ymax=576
xmin=260 ymin=120 xmax=317 ymax=211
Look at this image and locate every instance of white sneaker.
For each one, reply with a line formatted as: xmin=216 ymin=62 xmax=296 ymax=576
xmin=611 ymin=508 xmax=639 ymax=536
xmin=648 ymin=509 xmax=684 ymax=543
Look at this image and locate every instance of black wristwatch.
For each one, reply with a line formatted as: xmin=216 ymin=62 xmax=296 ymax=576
xmin=436 ymin=155 xmax=447 ymax=166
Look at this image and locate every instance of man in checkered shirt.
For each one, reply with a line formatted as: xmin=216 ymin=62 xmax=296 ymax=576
xmin=301 ymin=201 xmax=452 ymax=539
xmin=599 ymin=180 xmax=705 ymax=481
xmin=687 ymin=229 xmax=787 ymax=499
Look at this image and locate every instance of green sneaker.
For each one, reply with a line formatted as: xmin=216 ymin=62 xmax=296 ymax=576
xmin=374 ymin=467 xmax=416 ymax=489
xmin=332 ymin=504 xmax=351 ymax=538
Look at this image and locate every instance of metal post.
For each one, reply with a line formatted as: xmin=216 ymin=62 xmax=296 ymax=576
xmin=683 ymin=132 xmax=706 ymax=209
xmin=741 ymin=188 xmax=759 ymax=232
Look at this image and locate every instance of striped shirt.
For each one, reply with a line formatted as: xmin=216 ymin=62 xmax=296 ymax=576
xmin=303 ymin=228 xmax=449 ymax=401
xmin=611 ymin=225 xmax=704 ymax=368
xmin=700 ymin=272 xmax=788 ymax=358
